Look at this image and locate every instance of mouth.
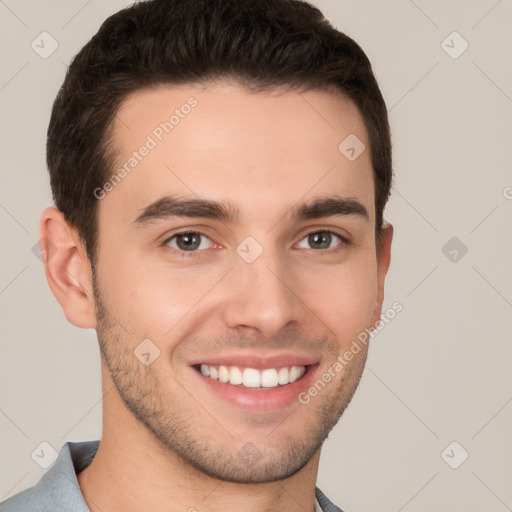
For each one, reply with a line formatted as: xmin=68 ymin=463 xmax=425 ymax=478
xmin=190 ymin=359 xmax=319 ymax=412
xmin=193 ymin=363 xmax=307 ymax=389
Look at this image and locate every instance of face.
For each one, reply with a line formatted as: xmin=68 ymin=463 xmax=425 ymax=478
xmin=91 ymin=81 xmax=391 ymax=483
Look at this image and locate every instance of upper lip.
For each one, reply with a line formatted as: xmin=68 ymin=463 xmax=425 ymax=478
xmin=189 ymin=352 xmax=319 ymax=370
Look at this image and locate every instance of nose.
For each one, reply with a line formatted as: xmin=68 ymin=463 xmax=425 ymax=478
xmin=220 ymin=246 xmax=307 ymax=339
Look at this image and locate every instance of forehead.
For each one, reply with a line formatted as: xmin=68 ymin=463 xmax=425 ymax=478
xmin=102 ymin=81 xmax=375 ymax=226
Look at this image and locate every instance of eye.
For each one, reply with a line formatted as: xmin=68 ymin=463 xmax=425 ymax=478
xmin=165 ymin=231 xmax=213 ymax=252
xmin=297 ymin=230 xmax=345 ymax=250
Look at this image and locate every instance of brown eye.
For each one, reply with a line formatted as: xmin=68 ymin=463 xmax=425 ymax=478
xmin=297 ymin=231 xmax=343 ymax=250
xmin=166 ymin=232 xmax=212 ymax=252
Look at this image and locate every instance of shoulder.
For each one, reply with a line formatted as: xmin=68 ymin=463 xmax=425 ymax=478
xmin=0 ymin=485 xmax=49 ymax=512
xmin=315 ymin=486 xmax=346 ymax=512
xmin=0 ymin=440 xmax=99 ymax=512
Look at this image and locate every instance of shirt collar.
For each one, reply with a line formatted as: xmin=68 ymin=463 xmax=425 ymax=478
xmin=33 ymin=440 xmax=98 ymax=511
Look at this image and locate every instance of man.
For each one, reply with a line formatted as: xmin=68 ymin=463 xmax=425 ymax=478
xmin=1 ymin=0 xmax=393 ymax=510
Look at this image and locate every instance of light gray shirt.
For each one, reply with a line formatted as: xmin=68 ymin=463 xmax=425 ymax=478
xmin=0 ymin=441 xmax=343 ymax=512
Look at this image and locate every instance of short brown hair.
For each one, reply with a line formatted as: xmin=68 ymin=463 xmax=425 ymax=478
xmin=47 ymin=0 xmax=392 ymax=265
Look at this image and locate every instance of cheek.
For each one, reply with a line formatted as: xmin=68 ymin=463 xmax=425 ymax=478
xmin=100 ymin=257 xmax=224 ymax=339
xmin=299 ymin=255 xmax=378 ymax=341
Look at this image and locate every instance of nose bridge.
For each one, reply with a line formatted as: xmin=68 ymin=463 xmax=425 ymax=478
xmin=221 ymin=242 xmax=305 ymax=337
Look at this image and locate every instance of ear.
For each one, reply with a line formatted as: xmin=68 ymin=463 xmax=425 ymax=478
xmin=39 ymin=207 xmax=97 ymax=329
xmin=371 ymin=223 xmax=393 ymax=327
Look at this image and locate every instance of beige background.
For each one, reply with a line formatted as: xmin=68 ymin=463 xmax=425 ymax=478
xmin=1 ymin=1 xmax=511 ymax=511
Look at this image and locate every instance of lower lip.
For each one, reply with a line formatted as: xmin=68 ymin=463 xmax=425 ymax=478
xmin=191 ymin=364 xmax=319 ymax=413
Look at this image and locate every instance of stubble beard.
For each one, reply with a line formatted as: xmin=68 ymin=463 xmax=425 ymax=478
xmin=92 ymin=280 xmax=368 ymax=484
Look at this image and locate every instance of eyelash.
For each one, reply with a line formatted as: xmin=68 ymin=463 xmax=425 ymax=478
xmin=163 ymin=229 xmax=350 ymax=258
xmin=164 ymin=230 xmax=213 ymax=258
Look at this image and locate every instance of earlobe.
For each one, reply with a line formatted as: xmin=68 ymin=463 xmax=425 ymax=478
xmin=39 ymin=207 xmax=97 ymax=329
xmin=372 ymin=223 xmax=393 ymax=327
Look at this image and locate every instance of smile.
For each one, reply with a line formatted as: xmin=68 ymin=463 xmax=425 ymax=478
xmin=196 ymin=364 xmax=307 ymax=389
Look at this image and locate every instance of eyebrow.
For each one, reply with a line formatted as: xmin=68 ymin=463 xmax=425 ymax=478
xmin=291 ymin=196 xmax=369 ymax=223
xmin=134 ymin=196 xmax=239 ymax=224
xmin=133 ymin=195 xmax=369 ymax=226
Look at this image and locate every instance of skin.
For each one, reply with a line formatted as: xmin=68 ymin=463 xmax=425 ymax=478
xmin=40 ymin=81 xmax=392 ymax=512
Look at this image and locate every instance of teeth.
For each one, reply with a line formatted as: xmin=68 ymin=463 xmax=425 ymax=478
xmin=261 ymin=368 xmax=279 ymax=388
xmin=278 ymin=367 xmax=289 ymax=385
xmin=218 ymin=365 xmax=230 ymax=383
xmin=289 ymin=366 xmax=299 ymax=382
xmin=198 ymin=364 xmax=306 ymax=388
xmin=243 ymin=368 xmax=260 ymax=388
xmin=229 ymin=366 xmax=243 ymax=385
